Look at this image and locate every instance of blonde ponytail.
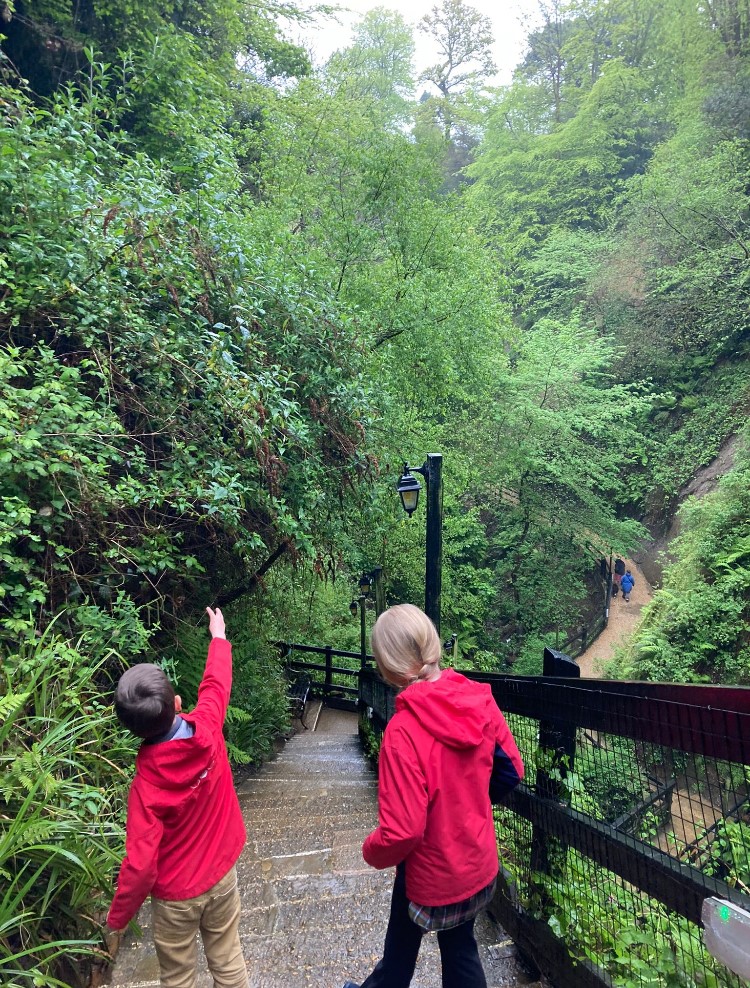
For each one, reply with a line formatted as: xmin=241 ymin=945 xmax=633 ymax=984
xmin=370 ymin=604 xmax=441 ymax=688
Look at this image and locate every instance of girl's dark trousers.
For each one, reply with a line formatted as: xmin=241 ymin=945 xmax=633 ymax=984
xmin=360 ymin=864 xmax=487 ymax=988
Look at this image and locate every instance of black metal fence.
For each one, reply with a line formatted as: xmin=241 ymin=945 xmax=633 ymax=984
xmin=275 ymin=640 xmax=364 ymax=701
xmin=278 ymin=642 xmax=750 ymax=988
xmin=473 ymin=650 xmax=750 ymax=988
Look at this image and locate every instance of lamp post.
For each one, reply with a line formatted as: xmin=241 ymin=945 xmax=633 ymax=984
xmin=351 ymin=570 xmax=380 ymax=668
xmin=396 ymin=453 xmax=443 ymax=634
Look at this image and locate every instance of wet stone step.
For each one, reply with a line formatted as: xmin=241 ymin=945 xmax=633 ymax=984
xmin=247 ymin=833 xmax=371 ymax=862
xmin=251 ymin=764 xmax=374 ymax=781
xmin=239 ymin=813 xmax=376 ymax=832
xmin=271 ymin=883 xmax=393 ymax=931
xmin=248 ymin=805 xmax=378 ymax=839
xmin=259 ymin=869 xmax=393 ymax=904
xmin=238 ymin=780 xmax=378 ymax=799
xmin=238 ymin=790 xmax=378 ymax=816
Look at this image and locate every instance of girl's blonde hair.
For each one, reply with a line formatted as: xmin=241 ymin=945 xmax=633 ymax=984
xmin=370 ymin=603 xmax=441 ymax=688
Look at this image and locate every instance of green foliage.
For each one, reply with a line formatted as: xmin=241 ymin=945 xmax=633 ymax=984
xmin=540 ymin=851 xmax=738 ymax=987
xmin=469 ymin=60 xmax=665 ymax=260
xmin=0 ymin=15 xmax=749 ymax=988
xmin=617 ymin=430 xmax=750 ymax=685
xmin=573 ymin=737 xmax=650 ymax=822
xmin=0 ymin=79 xmax=372 ymax=634
xmin=326 ymin=8 xmax=415 ymax=125
xmin=0 ymin=617 xmax=136 ymax=986
xmin=462 ymin=317 xmax=649 ymax=657
xmin=3 ymin=0 xmax=311 ymax=104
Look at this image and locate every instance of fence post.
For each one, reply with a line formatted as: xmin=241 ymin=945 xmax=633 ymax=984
xmin=324 ymin=645 xmax=333 ymax=694
xmin=605 ymin=553 xmax=612 ymax=626
xmin=530 ymin=648 xmax=580 ymax=911
xmin=372 ymin=564 xmax=385 ymax=618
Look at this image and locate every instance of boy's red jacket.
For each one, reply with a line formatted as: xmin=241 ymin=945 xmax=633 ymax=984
xmin=363 ymin=668 xmax=523 ymax=906
xmin=107 ymin=639 xmax=246 ymax=929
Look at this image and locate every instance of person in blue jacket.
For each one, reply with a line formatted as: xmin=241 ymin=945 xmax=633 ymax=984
xmin=621 ymin=570 xmax=635 ymax=602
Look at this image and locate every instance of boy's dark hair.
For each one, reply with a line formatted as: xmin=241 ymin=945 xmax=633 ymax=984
xmin=115 ymin=663 xmax=175 ymax=739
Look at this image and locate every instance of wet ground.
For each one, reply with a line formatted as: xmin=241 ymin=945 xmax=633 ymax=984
xmin=107 ymin=706 xmax=544 ymax=987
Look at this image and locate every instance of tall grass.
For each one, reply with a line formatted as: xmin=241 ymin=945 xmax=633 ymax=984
xmin=0 ymin=620 xmax=136 ymax=987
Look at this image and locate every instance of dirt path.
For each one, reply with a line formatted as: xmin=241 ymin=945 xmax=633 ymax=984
xmin=576 ymin=559 xmax=653 ymax=678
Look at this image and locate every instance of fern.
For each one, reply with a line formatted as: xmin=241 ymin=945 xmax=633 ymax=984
xmin=225 ymin=704 xmax=251 ymax=725
xmin=225 ymin=740 xmax=252 ymax=765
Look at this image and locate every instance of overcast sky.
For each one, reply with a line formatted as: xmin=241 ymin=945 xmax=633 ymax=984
xmin=297 ymin=0 xmax=542 ymax=86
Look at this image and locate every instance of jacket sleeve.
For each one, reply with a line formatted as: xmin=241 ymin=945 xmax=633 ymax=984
xmin=106 ymin=783 xmax=164 ymax=930
xmin=489 ymin=711 xmax=524 ymax=804
xmin=189 ymin=638 xmax=233 ymax=735
xmin=362 ymin=730 xmax=427 ymax=870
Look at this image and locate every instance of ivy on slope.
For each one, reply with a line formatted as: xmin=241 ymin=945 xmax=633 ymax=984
xmin=0 ymin=81 xmax=373 ymax=634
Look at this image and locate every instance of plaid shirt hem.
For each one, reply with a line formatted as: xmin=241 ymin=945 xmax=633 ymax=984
xmin=408 ymin=877 xmax=497 ymax=932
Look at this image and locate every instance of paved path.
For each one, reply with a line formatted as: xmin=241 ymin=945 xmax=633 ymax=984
xmin=577 ymin=557 xmax=653 ymax=678
xmin=108 ymin=707 xmax=541 ymax=987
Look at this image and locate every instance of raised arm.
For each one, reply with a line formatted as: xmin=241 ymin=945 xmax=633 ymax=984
xmin=188 ymin=607 xmax=233 ymax=733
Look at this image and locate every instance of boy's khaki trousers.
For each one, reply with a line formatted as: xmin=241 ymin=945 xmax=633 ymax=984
xmin=151 ymin=865 xmax=248 ymax=988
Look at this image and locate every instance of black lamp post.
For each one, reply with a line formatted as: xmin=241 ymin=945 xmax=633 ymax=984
xmin=351 ymin=570 xmax=379 ymax=668
xmin=396 ymin=453 xmax=443 ymax=634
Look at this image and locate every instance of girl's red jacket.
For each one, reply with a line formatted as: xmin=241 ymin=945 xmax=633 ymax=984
xmin=107 ymin=639 xmax=246 ymax=930
xmin=363 ymin=668 xmax=524 ymax=906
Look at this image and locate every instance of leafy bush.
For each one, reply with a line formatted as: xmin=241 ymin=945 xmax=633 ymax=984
xmin=0 ymin=618 xmax=136 ymax=987
xmin=0 ymin=78 xmax=372 ymax=638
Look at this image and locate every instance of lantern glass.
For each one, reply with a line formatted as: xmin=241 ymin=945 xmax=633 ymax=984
xmin=400 ymin=488 xmax=419 ymax=515
xmin=359 ymin=573 xmax=371 ymax=595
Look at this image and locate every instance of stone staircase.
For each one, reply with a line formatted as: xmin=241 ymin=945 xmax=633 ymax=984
xmin=108 ymin=708 xmax=542 ymax=987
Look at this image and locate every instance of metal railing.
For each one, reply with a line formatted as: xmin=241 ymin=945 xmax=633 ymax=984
xmin=277 ymin=641 xmax=750 ymax=988
xmin=557 ymin=614 xmax=607 ymax=660
xmin=274 ymin=641 xmax=366 ymax=700
xmin=361 ymin=650 xmax=750 ymax=988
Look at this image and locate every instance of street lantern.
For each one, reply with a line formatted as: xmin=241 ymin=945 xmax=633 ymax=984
xmin=397 ymin=466 xmax=422 ymax=517
xmin=358 ymin=573 xmax=372 ymax=596
xmin=349 ymin=600 xmax=358 ymax=617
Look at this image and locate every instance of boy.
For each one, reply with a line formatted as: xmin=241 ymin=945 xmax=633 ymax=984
xmin=105 ymin=607 xmax=248 ymax=988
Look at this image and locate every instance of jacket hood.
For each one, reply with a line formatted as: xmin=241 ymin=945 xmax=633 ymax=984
xmin=135 ymin=718 xmax=215 ymax=791
xmin=395 ymin=668 xmax=495 ymax=749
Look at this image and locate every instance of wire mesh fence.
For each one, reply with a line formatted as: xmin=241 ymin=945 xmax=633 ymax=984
xmin=480 ymin=653 xmax=750 ymax=988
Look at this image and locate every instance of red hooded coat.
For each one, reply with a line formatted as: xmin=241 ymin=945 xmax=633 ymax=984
xmin=107 ymin=639 xmax=246 ymax=929
xmin=363 ymin=668 xmax=523 ymax=906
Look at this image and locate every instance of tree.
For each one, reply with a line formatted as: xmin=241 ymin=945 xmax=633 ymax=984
xmin=326 ymin=7 xmax=415 ymax=126
xmin=0 ymin=0 xmax=311 ymax=137
xmin=0 ymin=80 xmax=373 ymax=629
xmin=700 ymin=0 xmax=750 ymax=56
xmin=475 ymin=319 xmax=648 ymax=651
xmin=468 ymin=60 xmax=663 ymax=274
xmin=417 ymin=0 xmax=495 ymax=139
xmin=518 ymin=0 xmax=572 ymax=124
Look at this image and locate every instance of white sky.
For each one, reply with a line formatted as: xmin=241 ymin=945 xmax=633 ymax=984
xmin=297 ymin=1 xmax=541 ymax=87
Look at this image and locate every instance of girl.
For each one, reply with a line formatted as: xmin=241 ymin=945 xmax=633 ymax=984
xmin=343 ymin=604 xmax=523 ymax=988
